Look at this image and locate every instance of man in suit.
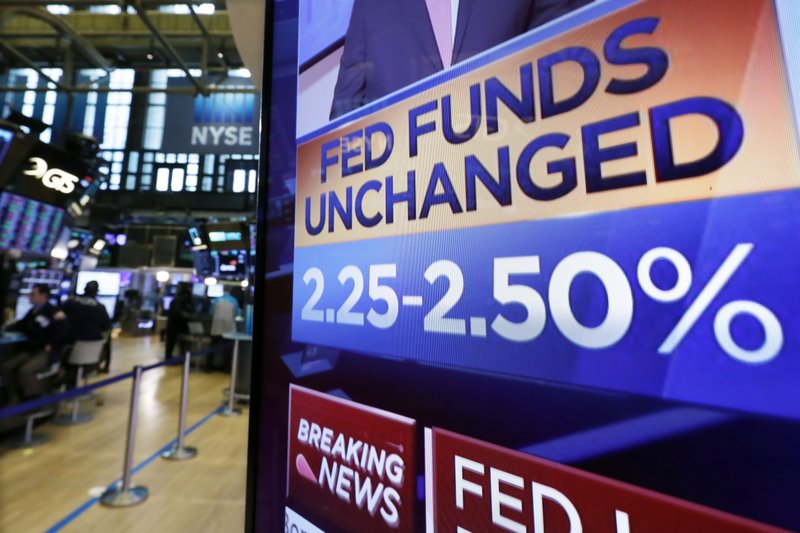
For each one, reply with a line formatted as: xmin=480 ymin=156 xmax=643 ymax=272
xmin=330 ymin=0 xmax=592 ymax=119
xmin=0 ymin=284 xmax=67 ymax=404
xmin=61 ymin=280 xmax=112 ymax=379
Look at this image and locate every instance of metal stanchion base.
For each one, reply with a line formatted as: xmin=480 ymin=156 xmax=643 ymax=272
xmin=218 ymin=405 xmax=241 ymax=417
xmin=100 ymin=486 xmax=148 ymax=507
xmin=161 ymin=445 xmax=197 ymax=460
xmin=222 ymin=387 xmax=250 ymax=403
xmin=52 ymin=413 xmax=93 ymax=425
xmin=10 ymin=433 xmax=49 ymax=449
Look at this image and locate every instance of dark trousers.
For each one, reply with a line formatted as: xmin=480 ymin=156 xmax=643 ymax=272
xmin=164 ymin=327 xmax=187 ymax=359
xmin=0 ymin=350 xmax=48 ymax=402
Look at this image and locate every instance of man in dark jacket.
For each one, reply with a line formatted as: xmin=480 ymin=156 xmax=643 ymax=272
xmin=61 ymin=280 xmax=113 ymax=375
xmin=164 ymin=282 xmax=194 ymax=359
xmin=0 ymin=284 xmax=67 ymax=404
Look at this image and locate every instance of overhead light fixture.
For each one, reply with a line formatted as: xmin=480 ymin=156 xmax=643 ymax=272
xmin=156 ymin=270 xmax=170 ymax=283
xmin=217 ymin=50 xmax=224 ymax=59
xmin=146 ymin=51 xmax=154 ymax=61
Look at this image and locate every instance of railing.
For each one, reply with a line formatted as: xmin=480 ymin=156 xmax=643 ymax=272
xmin=0 ymin=341 xmax=239 ymax=508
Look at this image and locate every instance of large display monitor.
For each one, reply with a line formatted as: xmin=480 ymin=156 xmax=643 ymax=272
xmin=75 ymin=270 xmax=121 ymax=296
xmin=212 ymin=249 xmax=248 ymax=279
xmin=205 ymin=221 xmax=249 ymax=251
xmin=250 ymin=1 xmax=800 ymax=532
xmin=0 ymin=192 xmax=66 ymax=256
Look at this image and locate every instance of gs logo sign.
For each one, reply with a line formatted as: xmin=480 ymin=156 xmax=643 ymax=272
xmin=24 ymin=157 xmax=80 ymax=195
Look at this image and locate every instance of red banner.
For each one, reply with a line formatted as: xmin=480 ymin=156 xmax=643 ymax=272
xmin=427 ymin=428 xmax=788 ymax=532
xmin=287 ymin=385 xmax=417 ymax=532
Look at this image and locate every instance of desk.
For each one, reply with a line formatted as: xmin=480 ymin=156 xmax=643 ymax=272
xmin=0 ymin=333 xmax=27 ymax=362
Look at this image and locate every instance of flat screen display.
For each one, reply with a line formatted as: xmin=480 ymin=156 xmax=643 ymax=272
xmin=212 ymin=249 xmax=247 ymax=278
xmin=205 ymin=222 xmax=249 ymax=250
xmin=0 ymin=192 xmax=65 ymax=256
xmin=95 ymin=295 xmax=116 ymax=319
xmin=206 ymin=284 xmax=224 ymax=298
xmin=193 ymin=250 xmax=215 ymax=276
xmin=76 ymin=271 xmax=121 ymax=296
xmin=252 ymin=1 xmax=800 ymax=532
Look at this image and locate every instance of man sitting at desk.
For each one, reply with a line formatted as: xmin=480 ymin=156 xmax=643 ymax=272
xmin=0 ymin=284 xmax=67 ymax=405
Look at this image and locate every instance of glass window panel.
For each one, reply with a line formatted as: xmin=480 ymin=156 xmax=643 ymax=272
xmin=128 ymin=152 xmax=139 ymax=172
xmin=248 ymin=170 xmax=257 ymax=193
xmin=187 ymin=164 xmax=199 ymax=176
xmin=156 ymin=153 xmax=165 ymax=163
xmin=189 ymin=154 xmax=199 ymax=163
xmin=202 ymin=177 xmax=213 ymax=191
xmin=156 ymin=168 xmax=170 ymax=191
xmin=171 ymin=168 xmax=185 ymax=192
xmin=178 ymin=153 xmax=188 ymax=164
xmin=186 ymin=175 xmax=198 ymax=188
xmin=166 ymin=153 xmax=177 ymax=164
xmin=144 ymin=152 xmax=154 ymax=162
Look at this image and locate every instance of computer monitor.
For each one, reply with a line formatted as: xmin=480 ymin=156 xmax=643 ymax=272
xmin=0 ymin=192 xmax=66 ymax=256
xmin=206 ymin=284 xmax=224 ymax=298
xmin=76 ymin=271 xmax=121 ymax=296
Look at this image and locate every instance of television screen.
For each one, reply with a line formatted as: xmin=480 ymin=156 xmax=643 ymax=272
xmin=95 ymin=295 xmax=117 ymax=318
xmin=252 ymin=1 xmax=800 ymax=532
xmin=206 ymin=284 xmax=224 ymax=298
xmin=0 ymin=192 xmax=66 ymax=256
xmin=192 ymin=282 xmax=206 ymax=297
xmin=205 ymin=222 xmax=248 ymax=250
xmin=76 ymin=271 xmax=121 ymax=296
xmin=212 ymin=249 xmax=247 ymax=278
xmin=187 ymin=225 xmax=207 ymax=249
xmin=193 ymin=250 xmax=214 ymax=276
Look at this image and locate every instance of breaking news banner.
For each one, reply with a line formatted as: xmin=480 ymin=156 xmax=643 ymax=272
xmin=286 ymin=386 xmax=417 ymax=533
xmin=425 ymin=428 xmax=791 ymax=532
xmin=292 ymin=0 xmax=800 ymax=419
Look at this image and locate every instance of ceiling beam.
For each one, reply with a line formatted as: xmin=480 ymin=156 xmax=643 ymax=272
xmin=124 ymin=0 xmax=208 ymax=95
xmin=0 ymin=6 xmax=112 ymax=71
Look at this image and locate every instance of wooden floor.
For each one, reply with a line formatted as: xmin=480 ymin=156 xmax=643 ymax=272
xmin=0 ymin=334 xmax=248 ymax=532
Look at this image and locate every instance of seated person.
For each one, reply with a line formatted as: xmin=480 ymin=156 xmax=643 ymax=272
xmin=61 ymin=280 xmax=112 ymax=380
xmin=0 ymin=284 xmax=67 ymax=405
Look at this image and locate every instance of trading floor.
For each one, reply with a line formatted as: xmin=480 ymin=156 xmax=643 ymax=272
xmin=0 ymin=335 xmax=248 ymax=532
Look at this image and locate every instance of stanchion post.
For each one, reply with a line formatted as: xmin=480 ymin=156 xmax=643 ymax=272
xmin=162 ymin=351 xmax=198 ymax=460
xmin=100 ymin=365 xmax=148 ymax=507
xmin=220 ymin=340 xmax=241 ymax=416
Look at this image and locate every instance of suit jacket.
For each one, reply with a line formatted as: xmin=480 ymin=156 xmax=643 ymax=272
xmin=62 ymin=296 xmax=112 ymax=342
xmin=330 ymin=0 xmax=592 ymax=119
xmin=7 ymin=302 xmax=68 ymax=363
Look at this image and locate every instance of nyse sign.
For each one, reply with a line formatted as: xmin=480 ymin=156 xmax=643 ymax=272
xmin=191 ymin=125 xmax=254 ymax=148
xmin=162 ymin=77 xmax=259 ymax=154
xmin=24 ymin=157 xmax=79 ymax=195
